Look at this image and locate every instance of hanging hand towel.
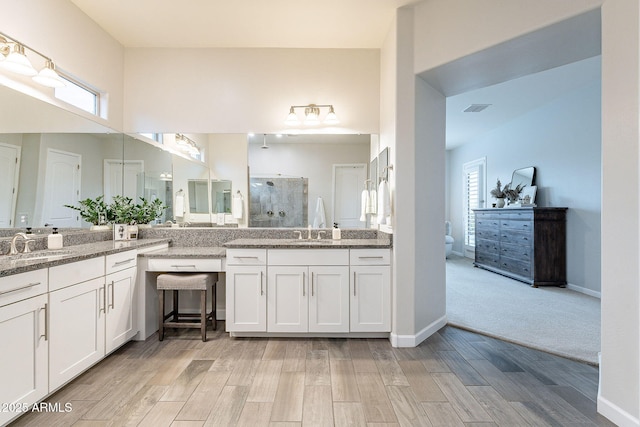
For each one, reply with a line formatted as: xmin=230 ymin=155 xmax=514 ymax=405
xmin=313 ymin=196 xmax=326 ymax=228
xmin=377 ymin=180 xmax=391 ymax=225
xmin=174 ymin=193 xmax=185 ymax=218
xmin=232 ymin=193 xmax=244 ymax=219
xmin=360 ymin=189 xmax=369 ymax=222
xmin=367 ymin=189 xmax=377 ymax=214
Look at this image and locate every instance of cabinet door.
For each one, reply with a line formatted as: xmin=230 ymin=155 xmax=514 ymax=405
xmin=49 ymin=277 xmax=106 ymax=391
xmin=105 ymin=266 xmax=137 ymax=354
xmin=226 ymin=266 xmax=267 ymax=332
xmin=0 ymin=294 xmax=48 ymax=426
xmin=309 ymin=266 xmax=349 ymax=333
xmin=268 ymin=266 xmax=308 ymax=332
xmin=350 ymin=266 xmax=391 ymax=332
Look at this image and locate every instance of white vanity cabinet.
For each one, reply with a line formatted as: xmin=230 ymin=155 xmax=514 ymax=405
xmin=105 ymin=250 xmax=137 ymax=354
xmin=225 ymin=249 xmax=267 ymax=332
xmin=49 ymin=257 xmax=106 ymax=391
xmin=268 ymin=250 xmax=349 ymax=333
xmin=0 ymin=270 xmax=48 ymax=427
xmin=350 ymin=249 xmax=391 ymax=332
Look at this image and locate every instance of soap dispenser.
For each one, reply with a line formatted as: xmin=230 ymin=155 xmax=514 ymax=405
xmin=332 ymin=222 xmax=341 ymax=240
xmin=47 ymin=227 xmax=63 ymax=249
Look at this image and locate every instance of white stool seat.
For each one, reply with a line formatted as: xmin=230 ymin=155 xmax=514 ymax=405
xmin=157 ymin=273 xmax=213 ymax=290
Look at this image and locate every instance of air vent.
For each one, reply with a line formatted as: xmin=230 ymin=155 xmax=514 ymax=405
xmin=463 ymin=104 xmax=491 ymax=113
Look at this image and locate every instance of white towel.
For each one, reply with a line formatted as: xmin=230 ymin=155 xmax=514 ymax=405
xmin=360 ymin=189 xmax=369 ymax=222
xmin=367 ymin=189 xmax=377 ymax=214
xmin=377 ymin=180 xmax=391 ymax=225
xmin=232 ymin=193 xmax=244 ymax=219
xmin=313 ymin=197 xmax=326 ymax=228
xmin=174 ymin=194 xmax=185 ymax=218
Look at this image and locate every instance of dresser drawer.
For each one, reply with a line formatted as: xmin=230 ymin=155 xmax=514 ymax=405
xmin=226 ymin=249 xmax=267 ymax=266
xmin=147 ymin=258 xmax=223 ymax=271
xmin=0 ymin=269 xmax=48 ymax=307
xmin=498 ymin=256 xmax=532 ymax=278
xmin=476 ymin=228 xmax=500 ymax=240
xmin=475 ymin=252 xmax=500 ymax=268
xmin=106 ymin=250 xmax=137 ymax=274
xmin=500 ymin=220 xmax=533 ymax=234
xmin=476 ymin=239 xmax=499 ymax=255
xmin=476 ymin=217 xmax=501 ymax=229
xmin=49 ymin=256 xmax=105 ymax=292
xmin=500 ymin=242 xmax=532 ymax=261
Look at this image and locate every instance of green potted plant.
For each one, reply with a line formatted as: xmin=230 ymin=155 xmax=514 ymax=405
xmin=490 ymin=179 xmax=507 ymax=208
xmin=131 ymin=197 xmax=167 ymax=226
xmin=64 ymin=195 xmax=112 ymax=230
xmin=110 ymin=195 xmax=136 ymax=224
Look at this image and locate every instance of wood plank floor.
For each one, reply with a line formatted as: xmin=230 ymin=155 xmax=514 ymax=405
xmin=10 ymin=324 xmax=615 ymax=426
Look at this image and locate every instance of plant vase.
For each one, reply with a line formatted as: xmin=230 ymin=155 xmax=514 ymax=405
xmin=496 ymin=198 xmax=505 ymax=208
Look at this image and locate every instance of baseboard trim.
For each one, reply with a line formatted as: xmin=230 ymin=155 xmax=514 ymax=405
xmin=566 ymin=283 xmax=601 ymax=299
xmin=390 ymin=315 xmax=448 ymax=347
xmin=597 ymin=394 xmax=640 ymax=427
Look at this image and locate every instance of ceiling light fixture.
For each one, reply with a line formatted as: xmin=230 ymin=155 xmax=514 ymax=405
xmin=285 ymin=104 xmax=340 ymax=126
xmin=0 ymin=31 xmax=66 ymax=87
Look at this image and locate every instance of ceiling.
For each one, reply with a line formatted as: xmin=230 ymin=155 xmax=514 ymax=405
xmin=70 ymin=0 xmax=416 ymax=49
xmin=69 ymin=1 xmax=601 ymax=149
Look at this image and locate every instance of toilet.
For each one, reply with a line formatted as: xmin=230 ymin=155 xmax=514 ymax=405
xmin=445 ymin=221 xmax=454 ymax=258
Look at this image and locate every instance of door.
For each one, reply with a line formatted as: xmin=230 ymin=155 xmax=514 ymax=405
xmin=42 ymin=149 xmax=81 ymax=228
xmin=0 ymin=143 xmax=20 ymax=228
xmin=268 ymin=266 xmax=308 ymax=332
xmin=104 ymin=159 xmax=144 ymax=203
xmin=105 ymin=267 xmax=136 ymax=354
xmin=462 ymin=158 xmax=486 ymax=258
xmin=333 ymin=163 xmax=367 ymax=228
xmin=0 ymin=294 xmax=48 ymax=426
xmin=350 ymin=266 xmax=391 ymax=332
xmin=309 ymin=266 xmax=349 ymax=333
xmin=225 ymin=266 xmax=267 ymax=332
xmin=49 ymin=277 xmax=105 ymax=391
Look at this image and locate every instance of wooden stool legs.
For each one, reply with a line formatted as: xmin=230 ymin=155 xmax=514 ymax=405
xmin=157 ymin=282 xmax=216 ymax=342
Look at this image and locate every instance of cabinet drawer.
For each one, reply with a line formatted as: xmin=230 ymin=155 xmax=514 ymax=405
xmin=350 ymin=249 xmax=390 ymax=265
xmin=476 ymin=217 xmax=501 ymax=229
xmin=500 ymin=220 xmax=533 ymax=234
xmin=106 ymin=250 xmax=138 ymax=275
xmin=49 ymin=256 xmax=105 ymax=292
xmin=147 ymin=258 xmax=223 ymax=271
xmin=476 ymin=228 xmax=500 ymax=240
xmin=269 ymin=249 xmax=349 ymax=266
xmin=499 ymin=230 xmax=533 ymax=246
xmin=0 ymin=269 xmax=48 ymax=307
xmin=226 ymin=249 xmax=267 ymax=266
xmin=475 ymin=252 xmax=500 ymax=268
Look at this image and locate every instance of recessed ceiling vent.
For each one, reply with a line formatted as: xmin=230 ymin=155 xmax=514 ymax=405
xmin=463 ymin=104 xmax=491 ymax=113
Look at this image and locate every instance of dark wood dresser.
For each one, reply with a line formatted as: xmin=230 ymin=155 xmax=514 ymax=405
xmin=473 ymin=207 xmax=568 ymax=287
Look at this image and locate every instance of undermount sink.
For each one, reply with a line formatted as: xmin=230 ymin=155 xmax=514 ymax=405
xmin=4 ymin=249 xmax=73 ymax=261
xmin=285 ymin=239 xmax=331 ymax=245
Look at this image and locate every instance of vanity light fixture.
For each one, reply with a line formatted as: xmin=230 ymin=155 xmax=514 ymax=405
xmin=175 ymin=133 xmax=201 ymax=157
xmin=0 ymin=31 xmax=66 ymax=87
xmin=284 ymin=104 xmax=340 ymax=126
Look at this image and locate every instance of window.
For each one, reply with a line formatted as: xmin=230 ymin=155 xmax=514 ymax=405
xmin=54 ymin=76 xmax=99 ymax=116
xmin=462 ymin=158 xmax=486 ymax=258
xmin=139 ymin=133 xmax=163 ymax=144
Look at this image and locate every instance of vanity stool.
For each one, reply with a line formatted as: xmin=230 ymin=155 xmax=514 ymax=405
xmin=157 ymin=272 xmax=217 ymax=341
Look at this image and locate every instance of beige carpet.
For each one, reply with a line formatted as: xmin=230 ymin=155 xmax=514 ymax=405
xmin=446 ymin=254 xmax=600 ymax=365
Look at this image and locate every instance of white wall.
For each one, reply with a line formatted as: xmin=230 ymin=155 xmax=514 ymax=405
xmin=447 ymin=61 xmax=602 ymax=294
xmin=124 ymin=48 xmax=380 ymax=135
xmin=0 ymin=0 xmax=125 ymax=130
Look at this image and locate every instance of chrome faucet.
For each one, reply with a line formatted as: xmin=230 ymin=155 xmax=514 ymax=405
xmin=317 ymin=231 xmax=326 ymax=240
xmin=307 ymin=225 xmax=313 ymax=240
xmin=293 ymin=230 xmax=302 ymax=240
xmin=9 ymin=233 xmax=34 ymax=255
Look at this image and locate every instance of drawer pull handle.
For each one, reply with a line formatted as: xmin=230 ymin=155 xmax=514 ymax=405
xmin=311 ymin=272 xmax=314 ymax=297
xmin=109 ymin=281 xmax=115 ymax=309
xmin=353 ymin=272 xmax=357 ymax=296
xmin=303 ymin=272 xmax=306 ymax=297
xmin=358 ymin=256 xmax=384 ymax=259
xmin=0 ymin=282 xmax=41 ymax=295
xmin=235 ymin=256 xmax=259 ymax=259
xmin=113 ymin=258 xmax=135 ymax=266
xmin=100 ymin=286 xmax=106 ymax=314
xmin=40 ymin=303 xmax=48 ymax=341
xmin=171 ymin=264 xmax=197 ymax=268
xmin=260 ymin=271 xmax=264 ymax=296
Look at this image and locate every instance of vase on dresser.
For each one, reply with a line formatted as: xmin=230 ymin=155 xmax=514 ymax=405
xmin=496 ymin=198 xmax=505 ymax=208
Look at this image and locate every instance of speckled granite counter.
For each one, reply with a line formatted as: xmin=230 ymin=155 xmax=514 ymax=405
xmin=0 ymin=238 xmax=170 ymax=277
xmin=138 ymin=246 xmax=226 ymax=258
xmin=223 ymin=238 xmax=392 ymax=249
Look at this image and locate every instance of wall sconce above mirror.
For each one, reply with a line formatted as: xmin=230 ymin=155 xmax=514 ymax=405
xmin=284 ymin=104 xmax=339 ymax=126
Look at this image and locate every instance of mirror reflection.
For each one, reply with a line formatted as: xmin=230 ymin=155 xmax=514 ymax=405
xmin=511 ymin=166 xmax=536 ymax=188
xmin=211 ymin=180 xmax=232 ymax=214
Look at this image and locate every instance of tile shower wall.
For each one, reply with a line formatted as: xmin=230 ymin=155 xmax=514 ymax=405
xmin=249 ymin=177 xmax=308 ymax=227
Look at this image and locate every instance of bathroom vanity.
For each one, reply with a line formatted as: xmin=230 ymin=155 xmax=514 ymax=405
xmin=473 ymin=207 xmax=567 ymax=287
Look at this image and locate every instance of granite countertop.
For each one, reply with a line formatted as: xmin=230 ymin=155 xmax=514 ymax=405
xmin=0 ymin=238 xmax=170 ymax=277
xmin=224 ymin=238 xmax=392 ymax=249
xmin=139 ymin=246 xmax=226 ymax=258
